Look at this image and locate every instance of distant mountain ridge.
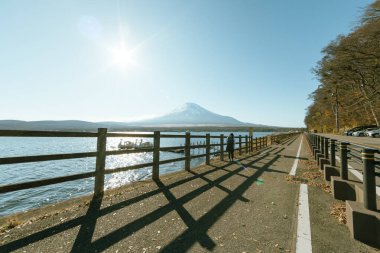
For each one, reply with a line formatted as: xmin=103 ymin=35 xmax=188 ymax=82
xmin=0 ymin=103 xmax=275 ymax=131
xmin=0 ymin=120 xmax=103 ymax=131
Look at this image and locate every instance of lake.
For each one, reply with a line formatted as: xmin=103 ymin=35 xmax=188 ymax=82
xmin=0 ymin=131 xmax=270 ymax=217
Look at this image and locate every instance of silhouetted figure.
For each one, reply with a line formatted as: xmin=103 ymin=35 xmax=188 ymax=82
xmin=226 ymin=133 xmax=235 ymax=162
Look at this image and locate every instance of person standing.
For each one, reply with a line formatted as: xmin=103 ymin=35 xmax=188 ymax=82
xmin=226 ymin=133 xmax=235 ymax=162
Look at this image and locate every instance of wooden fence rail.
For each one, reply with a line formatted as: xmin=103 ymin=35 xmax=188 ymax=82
xmin=0 ymin=129 xmax=296 ymax=196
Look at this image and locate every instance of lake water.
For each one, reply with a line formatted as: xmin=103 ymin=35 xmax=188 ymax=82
xmin=0 ymin=131 xmax=270 ymax=217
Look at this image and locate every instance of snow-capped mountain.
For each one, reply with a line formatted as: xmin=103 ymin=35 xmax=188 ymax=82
xmin=130 ymin=103 xmax=247 ymax=126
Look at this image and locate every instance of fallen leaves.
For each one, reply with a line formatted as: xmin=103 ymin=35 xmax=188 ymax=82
xmin=330 ymin=203 xmax=347 ymax=224
xmin=302 ymin=171 xmax=323 ymax=180
xmin=308 ymin=182 xmax=332 ymax=193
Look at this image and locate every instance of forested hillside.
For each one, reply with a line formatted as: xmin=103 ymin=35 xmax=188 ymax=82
xmin=305 ymin=1 xmax=380 ymax=133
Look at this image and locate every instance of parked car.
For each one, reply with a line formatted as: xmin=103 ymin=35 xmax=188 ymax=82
xmin=352 ymin=128 xmax=376 ymax=137
xmin=352 ymin=130 xmax=367 ymax=136
xmin=366 ymin=128 xmax=380 ymax=137
xmin=344 ymin=125 xmax=377 ymax=136
xmin=364 ymin=128 xmax=378 ymax=136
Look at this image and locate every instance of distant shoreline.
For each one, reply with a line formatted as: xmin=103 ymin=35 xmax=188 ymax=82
xmin=0 ymin=118 xmax=304 ymax=133
xmin=0 ymin=126 xmax=300 ymax=132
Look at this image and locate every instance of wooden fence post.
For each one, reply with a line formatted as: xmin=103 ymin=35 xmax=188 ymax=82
xmin=250 ymin=136 xmax=253 ymax=152
xmin=185 ymin=132 xmax=191 ymax=171
xmin=206 ymin=134 xmax=210 ymax=165
xmin=220 ymin=134 xmax=224 ymax=161
xmin=153 ymin=131 xmax=160 ymax=180
xmin=94 ymin=128 xmax=107 ymax=197
xmin=245 ymin=135 xmax=248 ymax=154
xmin=239 ymin=135 xmax=242 ymax=155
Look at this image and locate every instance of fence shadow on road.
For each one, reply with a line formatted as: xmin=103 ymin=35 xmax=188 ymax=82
xmin=283 ymin=155 xmax=308 ymax=160
xmin=158 ymin=149 xmax=283 ymax=252
xmin=0 ymin=146 xmax=286 ymax=253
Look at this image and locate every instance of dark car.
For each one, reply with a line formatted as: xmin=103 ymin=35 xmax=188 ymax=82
xmin=344 ymin=125 xmax=378 ymax=136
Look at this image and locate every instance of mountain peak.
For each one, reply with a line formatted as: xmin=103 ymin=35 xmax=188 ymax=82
xmin=131 ymin=102 xmax=244 ymax=126
xmin=172 ymin=103 xmax=209 ymax=114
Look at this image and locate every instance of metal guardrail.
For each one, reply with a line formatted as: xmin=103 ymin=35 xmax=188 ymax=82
xmin=307 ymin=133 xmax=379 ymax=211
xmin=0 ymin=129 xmax=298 ymax=197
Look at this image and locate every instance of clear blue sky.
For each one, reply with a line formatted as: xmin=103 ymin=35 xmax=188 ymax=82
xmin=0 ymin=0 xmax=373 ymax=127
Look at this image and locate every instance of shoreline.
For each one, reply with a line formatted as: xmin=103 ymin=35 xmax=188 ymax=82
xmin=0 ymin=164 xmax=201 ymax=229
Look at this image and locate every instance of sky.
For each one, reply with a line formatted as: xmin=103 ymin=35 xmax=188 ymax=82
xmin=0 ymin=0 xmax=373 ymax=127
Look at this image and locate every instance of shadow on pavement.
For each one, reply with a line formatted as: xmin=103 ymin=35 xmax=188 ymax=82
xmin=159 ymin=152 xmax=281 ymax=252
xmin=0 ymin=146 xmax=284 ymax=253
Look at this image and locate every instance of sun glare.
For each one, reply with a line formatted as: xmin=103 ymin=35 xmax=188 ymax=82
xmin=108 ymin=44 xmax=138 ymax=71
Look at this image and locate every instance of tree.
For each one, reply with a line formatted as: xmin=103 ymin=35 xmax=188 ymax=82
xmin=305 ymin=1 xmax=380 ymax=131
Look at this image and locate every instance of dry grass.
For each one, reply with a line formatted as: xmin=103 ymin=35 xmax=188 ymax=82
xmin=0 ymin=218 xmax=21 ymax=233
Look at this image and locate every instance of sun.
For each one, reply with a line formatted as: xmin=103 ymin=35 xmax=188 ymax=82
xmin=108 ymin=43 xmax=138 ymax=70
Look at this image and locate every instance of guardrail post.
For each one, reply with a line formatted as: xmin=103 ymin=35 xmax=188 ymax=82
xmin=220 ymin=134 xmax=224 ymax=161
xmin=324 ymin=137 xmax=329 ymax=159
xmin=153 ymin=131 xmax=160 ymax=180
xmin=239 ymin=135 xmax=242 ymax=155
xmin=206 ymin=134 xmax=210 ymax=165
xmin=265 ymin=136 xmax=268 ymax=147
xmin=340 ymin=142 xmax=348 ymax=180
xmin=185 ymin=132 xmax=191 ymax=171
xmin=361 ymin=149 xmax=376 ymax=211
xmin=245 ymin=135 xmax=248 ymax=154
xmin=330 ymin=139 xmax=336 ymax=166
xmin=321 ymin=137 xmax=325 ymax=157
xmin=94 ymin=128 xmax=107 ymax=197
xmin=250 ymin=136 xmax=253 ymax=152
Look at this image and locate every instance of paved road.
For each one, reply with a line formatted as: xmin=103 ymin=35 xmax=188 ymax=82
xmin=317 ymin=133 xmax=380 ymax=149
xmin=0 ymin=135 xmax=377 ymax=253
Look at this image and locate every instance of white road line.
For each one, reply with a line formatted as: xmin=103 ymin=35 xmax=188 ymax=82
xmin=296 ymin=184 xmax=312 ymax=253
xmin=335 ymin=156 xmax=380 ymax=196
xmin=289 ymin=136 xmax=303 ymax=176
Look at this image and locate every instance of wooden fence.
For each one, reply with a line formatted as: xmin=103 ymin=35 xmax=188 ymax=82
xmin=0 ymin=129 xmax=295 ymax=197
